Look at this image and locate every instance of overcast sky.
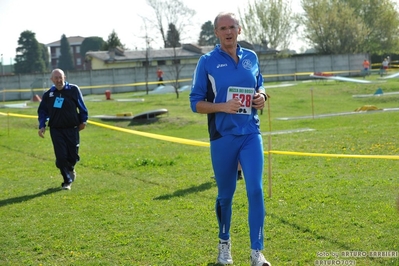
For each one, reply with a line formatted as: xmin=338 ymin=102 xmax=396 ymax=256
xmin=0 ymin=0 xmax=305 ymax=64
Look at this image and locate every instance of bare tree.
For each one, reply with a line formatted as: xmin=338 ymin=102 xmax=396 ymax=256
xmin=139 ymin=16 xmax=155 ymax=95
xmin=166 ymin=23 xmax=182 ymax=98
xmin=146 ymin=0 xmax=196 ymax=98
xmin=146 ymin=0 xmax=196 ymax=47
xmin=238 ymin=0 xmax=299 ymax=51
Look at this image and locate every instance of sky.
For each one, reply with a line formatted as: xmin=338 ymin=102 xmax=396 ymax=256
xmin=0 ymin=0 xmax=305 ymax=64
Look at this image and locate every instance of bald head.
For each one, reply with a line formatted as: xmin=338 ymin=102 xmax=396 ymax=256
xmin=214 ymin=12 xmax=240 ymax=29
xmin=50 ymin=68 xmax=66 ymax=90
xmin=51 ymin=68 xmax=65 ymax=78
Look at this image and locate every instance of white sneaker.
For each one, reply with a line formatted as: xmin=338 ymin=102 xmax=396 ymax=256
xmin=69 ymin=169 xmax=76 ymax=182
xmin=217 ymin=239 xmax=233 ymax=265
xmin=250 ymin=250 xmax=271 ymax=266
xmin=62 ymin=183 xmax=71 ymax=190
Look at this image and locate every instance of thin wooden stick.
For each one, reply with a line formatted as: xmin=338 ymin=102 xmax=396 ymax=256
xmin=267 ymin=95 xmax=272 ymax=198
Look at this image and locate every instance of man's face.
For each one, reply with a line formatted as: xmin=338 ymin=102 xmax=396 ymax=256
xmin=51 ymin=71 xmax=65 ymax=90
xmin=214 ymin=15 xmax=241 ymax=49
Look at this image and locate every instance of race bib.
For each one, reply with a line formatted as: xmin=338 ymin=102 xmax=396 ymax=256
xmin=227 ymin=87 xmax=254 ymax=115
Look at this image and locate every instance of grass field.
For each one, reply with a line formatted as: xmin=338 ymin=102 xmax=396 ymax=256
xmin=1 ymin=75 xmax=399 ymax=265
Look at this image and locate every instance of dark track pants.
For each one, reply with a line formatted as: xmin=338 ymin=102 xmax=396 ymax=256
xmin=50 ymin=127 xmax=80 ymax=184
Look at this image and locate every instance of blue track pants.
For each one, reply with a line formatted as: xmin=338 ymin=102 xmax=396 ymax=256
xmin=211 ymin=133 xmax=265 ymax=250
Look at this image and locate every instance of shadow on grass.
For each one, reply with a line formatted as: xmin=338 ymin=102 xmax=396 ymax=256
xmin=268 ymin=213 xmax=352 ymax=250
xmin=128 ymin=117 xmax=161 ymax=126
xmin=0 ymin=187 xmax=61 ymax=207
xmin=153 ymin=181 xmax=215 ymax=200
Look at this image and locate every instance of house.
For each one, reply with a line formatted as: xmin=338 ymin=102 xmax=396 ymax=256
xmin=85 ymin=42 xmax=277 ymax=70
xmin=44 ymin=35 xmax=279 ymax=72
xmin=85 ymin=44 xmax=212 ymax=70
xmin=47 ymin=36 xmax=86 ymax=70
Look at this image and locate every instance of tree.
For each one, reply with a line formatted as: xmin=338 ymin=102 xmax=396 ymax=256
xmin=166 ymin=23 xmax=181 ymax=48
xmin=58 ymin=34 xmax=74 ymax=70
xmin=146 ymin=0 xmax=196 ymax=98
xmin=146 ymin=0 xmax=196 ymax=48
xmin=198 ymin=21 xmax=219 ymax=46
xmin=139 ymin=16 xmax=155 ymax=95
xmin=80 ymin=37 xmax=106 ymax=57
xmin=300 ymin=0 xmax=399 ymax=55
xmin=343 ymin=0 xmax=399 ymax=54
xmin=301 ymin=0 xmax=368 ymax=54
xmin=40 ymin=43 xmax=50 ymax=71
xmin=238 ymin=0 xmax=298 ymax=51
xmin=103 ymin=30 xmax=125 ymax=50
xmin=14 ymin=30 xmax=46 ymax=74
xmin=165 ymin=22 xmax=184 ymax=98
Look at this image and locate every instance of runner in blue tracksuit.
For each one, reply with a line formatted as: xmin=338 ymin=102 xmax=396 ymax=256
xmin=38 ymin=68 xmax=88 ymax=190
xmin=189 ymin=12 xmax=271 ymax=266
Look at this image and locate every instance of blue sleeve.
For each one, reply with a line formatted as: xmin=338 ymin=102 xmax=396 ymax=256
xmin=189 ymin=56 xmax=208 ymax=113
xmin=37 ymin=94 xmax=48 ymax=129
xmin=76 ymin=86 xmax=88 ymax=123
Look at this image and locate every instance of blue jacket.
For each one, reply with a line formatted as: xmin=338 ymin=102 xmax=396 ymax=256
xmin=189 ymin=44 xmax=264 ymax=141
xmin=38 ymin=82 xmax=88 ymax=129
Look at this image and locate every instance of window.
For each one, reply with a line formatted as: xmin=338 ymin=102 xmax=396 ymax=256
xmin=157 ymin=60 xmax=166 ymax=66
xmin=56 ymin=47 xmax=61 ymax=58
xmin=76 ymin=58 xmax=81 ymax=66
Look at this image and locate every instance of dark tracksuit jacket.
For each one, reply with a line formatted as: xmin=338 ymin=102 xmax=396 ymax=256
xmin=37 ymin=82 xmax=88 ymax=184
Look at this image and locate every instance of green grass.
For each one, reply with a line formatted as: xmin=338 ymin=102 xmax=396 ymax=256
xmin=1 ymin=76 xmax=399 ymax=265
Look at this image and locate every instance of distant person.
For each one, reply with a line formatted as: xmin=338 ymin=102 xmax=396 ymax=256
xmin=37 ymin=68 xmax=88 ymax=190
xmin=157 ymin=67 xmax=164 ymax=86
xmin=362 ymin=59 xmax=370 ymax=77
xmin=189 ymin=12 xmax=271 ymax=266
xmin=382 ymin=58 xmax=389 ymax=70
xmin=381 ymin=58 xmax=389 ymax=76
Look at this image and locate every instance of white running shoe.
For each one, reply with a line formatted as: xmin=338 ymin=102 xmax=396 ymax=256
xmin=217 ymin=239 xmax=233 ymax=265
xmin=250 ymin=250 xmax=271 ymax=266
xmin=62 ymin=183 xmax=71 ymax=190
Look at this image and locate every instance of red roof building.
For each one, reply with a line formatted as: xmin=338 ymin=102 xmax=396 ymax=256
xmin=47 ymin=36 xmax=88 ymax=70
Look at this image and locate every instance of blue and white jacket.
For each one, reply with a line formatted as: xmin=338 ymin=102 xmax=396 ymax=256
xmin=38 ymin=82 xmax=88 ymax=129
xmin=189 ymin=44 xmax=265 ymax=141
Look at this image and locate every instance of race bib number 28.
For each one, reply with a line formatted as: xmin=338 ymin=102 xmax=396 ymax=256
xmin=227 ymin=87 xmax=254 ymax=115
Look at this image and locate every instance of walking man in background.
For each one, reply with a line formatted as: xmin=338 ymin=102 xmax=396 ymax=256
xmin=190 ymin=12 xmax=271 ymax=266
xmin=37 ymin=68 xmax=88 ymax=190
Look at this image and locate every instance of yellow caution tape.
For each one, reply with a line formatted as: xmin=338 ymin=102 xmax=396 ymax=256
xmin=2 ymin=112 xmax=399 ymax=160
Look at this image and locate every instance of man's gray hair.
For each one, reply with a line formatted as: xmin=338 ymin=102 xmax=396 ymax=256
xmin=213 ymin=12 xmax=240 ymax=29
